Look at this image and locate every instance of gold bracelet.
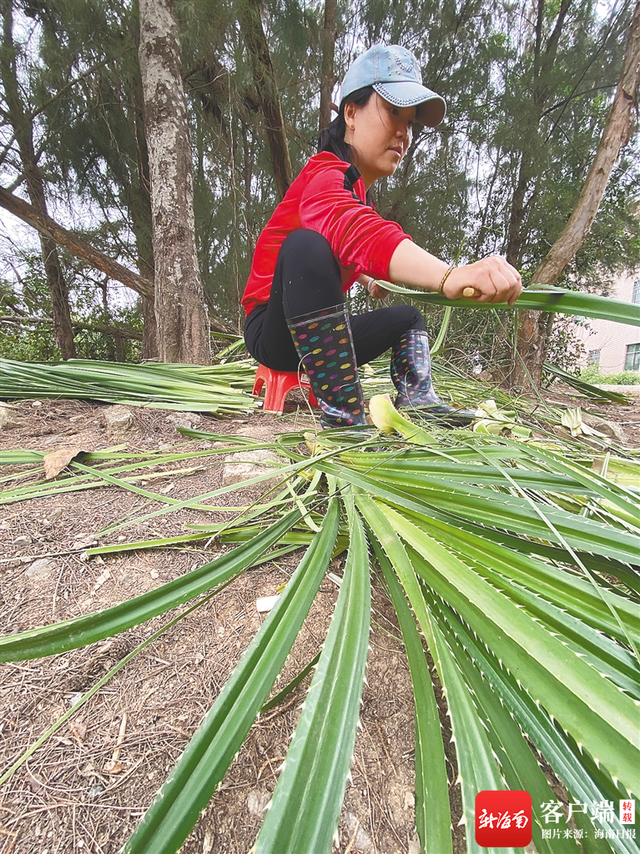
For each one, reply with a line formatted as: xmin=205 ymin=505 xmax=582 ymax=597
xmin=438 ymin=265 xmax=455 ymax=296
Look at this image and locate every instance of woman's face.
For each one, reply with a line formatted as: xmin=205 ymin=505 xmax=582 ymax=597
xmin=344 ymin=93 xmax=417 ymax=189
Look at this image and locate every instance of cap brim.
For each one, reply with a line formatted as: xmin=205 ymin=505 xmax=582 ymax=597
xmin=373 ymin=81 xmax=446 ymax=127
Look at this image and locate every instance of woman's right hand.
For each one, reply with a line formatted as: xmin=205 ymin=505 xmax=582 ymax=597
xmin=444 ymin=257 xmax=522 ymax=307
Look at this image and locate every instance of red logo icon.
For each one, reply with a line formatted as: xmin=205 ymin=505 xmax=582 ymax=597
xmin=475 ymin=790 xmax=532 ymax=848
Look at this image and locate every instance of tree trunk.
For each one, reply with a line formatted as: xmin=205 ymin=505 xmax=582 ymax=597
xmin=0 ymin=0 xmax=76 ymax=359
xmin=533 ymin=0 xmax=640 ymax=285
xmin=239 ymin=0 xmax=293 ymax=201
xmin=0 ymin=188 xmax=155 ymax=299
xmin=506 ymin=0 xmax=574 ymax=391
xmin=138 ymin=0 xmax=211 ymax=365
xmin=511 ymin=0 xmax=640 ymax=391
xmin=318 ymin=0 xmax=338 ymax=133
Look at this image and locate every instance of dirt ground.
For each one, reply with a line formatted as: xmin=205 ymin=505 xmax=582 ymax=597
xmin=0 ymin=386 xmax=638 ymax=854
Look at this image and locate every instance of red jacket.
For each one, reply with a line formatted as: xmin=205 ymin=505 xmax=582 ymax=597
xmin=241 ymin=152 xmax=410 ymax=315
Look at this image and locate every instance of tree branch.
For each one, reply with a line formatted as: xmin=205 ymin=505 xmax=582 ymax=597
xmin=0 ymin=314 xmax=143 ymax=340
xmin=0 ymin=186 xmax=154 ymax=298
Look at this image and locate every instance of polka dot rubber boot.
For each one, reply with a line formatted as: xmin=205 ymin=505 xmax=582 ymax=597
xmin=286 ymin=304 xmax=367 ymax=429
xmin=391 ymin=329 xmax=476 ymax=426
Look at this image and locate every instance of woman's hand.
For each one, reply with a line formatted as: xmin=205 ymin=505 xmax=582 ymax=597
xmin=444 ymin=257 xmax=522 ymax=307
xmin=387 ymin=241 xmax=522 ymax=306
xmin=368 ymin=278 xmax=390 ymax=300
xmin=357 ymin=275 xmax=390 ymax=300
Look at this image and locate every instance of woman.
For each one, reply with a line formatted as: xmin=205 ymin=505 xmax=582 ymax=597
xmin=243 ymin=44 xmax=521 ymax=428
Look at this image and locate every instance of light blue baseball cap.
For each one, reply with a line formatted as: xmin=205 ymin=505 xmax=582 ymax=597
xmin=340 ymin=44 xmax=446 ymax=127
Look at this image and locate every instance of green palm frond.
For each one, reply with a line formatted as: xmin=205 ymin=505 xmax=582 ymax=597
xmin=2 ymin=398 xmax=639 ymax=854
xmin=124 ymin=499 xmax=341 ymax=854
xmin=382 ymin=282 xmax=640 ymax=327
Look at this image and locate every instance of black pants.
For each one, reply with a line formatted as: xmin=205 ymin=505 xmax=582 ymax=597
xmin=244 ymin=229 xmax=425 ymax=372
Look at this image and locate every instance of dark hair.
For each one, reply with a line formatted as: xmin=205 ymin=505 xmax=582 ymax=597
xmin=318 ymin=86 xmax=375 ymax=163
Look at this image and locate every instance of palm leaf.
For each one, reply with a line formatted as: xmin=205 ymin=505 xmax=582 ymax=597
xmin=399 ymin=534 xmax=640 ymax=797
xmin=544 ymin=363 xmax=632 ymax=403
xmin=374 ymin=543 xmax=453 ymax=854
xmin=3 ymin=398 xmax=640 ymax=854
xmin=253 ymin=489 xmax=371 ymax=854
xmin=430 ymin=597 xmax=636 ymax=854
xmin=382 ymin=282 xmax=640 ymax=327
xmin=360 ymin=500 xmax=452 ymax=854
xmin=0 ymin=357 xmax=257 ymax=412
xmin=123 ymin=499 xmax=340 ymax=854
xmin=432 ymin=598 xmax=600 ymax=854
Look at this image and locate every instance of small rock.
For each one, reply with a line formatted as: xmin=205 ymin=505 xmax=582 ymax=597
xmin=86 ymin=783 xmax=105 ymax=799
xmin=221 ymin=448 xmax=281 ymax=489
xmin=256 ymin=595 xmax=279 ymax=613
xmin=24 ymin=558 xmax=54 ymax=583
xmin=14 ymin=535 xmax=31 ymax=548
xmin=582 ymin=413 xmax=626 ymax=444
xmin=103 ymin=405 xmax=136 ymax=438
xmin=165 ymin=412 xmax=202 ymax=430
xmin=247 ymin=789 xmax=270 ymax=816
xmin=0 ymin=402 xmax=21 ymax=430
xmin=408 ymin=836 xmax=421 ymax=854
xmin=344 ymin=814 xmax=376 ymax=853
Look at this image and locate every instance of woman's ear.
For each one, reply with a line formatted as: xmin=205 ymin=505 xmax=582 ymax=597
xmin=344 ymin=101 xmax=357 ymax=130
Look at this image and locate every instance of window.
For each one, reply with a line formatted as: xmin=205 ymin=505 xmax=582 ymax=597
xmin=633 ymin=280 xmax=640 ymax=304
xmin=588 ymin=349 xmax=601 ymax=366
xmin=625 ymin=343 xmax=640 ymax=372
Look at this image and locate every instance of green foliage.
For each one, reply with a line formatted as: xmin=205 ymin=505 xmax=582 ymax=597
xmin=0 ymin=260 xmax=60 ymax=360
xmin=546 ymin=314 xmax=588 ymax=374
xmin=580 ymin=365 xmax=640 ymax=386
xmin=0 ymin=323 xmax=61 ymax=362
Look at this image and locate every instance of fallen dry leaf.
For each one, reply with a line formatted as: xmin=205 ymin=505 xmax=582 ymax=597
xmin=103 ymin=759 xmax=124 ymax=774
xmin=43 ymin=448 xmax=87 ymax=479
xmin=68 ymin=721 xmax=86 ymax=744
xmin=25 ymin=770 xmax=44 ymax=792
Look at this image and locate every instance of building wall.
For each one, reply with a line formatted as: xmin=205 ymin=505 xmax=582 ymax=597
xmin=576 ymin=274 xmax=640 ymax=374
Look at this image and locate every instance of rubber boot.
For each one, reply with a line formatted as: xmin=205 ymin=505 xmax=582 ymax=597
xmin=391 ymin=329 xmax=476 ymax=426
xmin=286 ymin=304 xmax=368 ymax=429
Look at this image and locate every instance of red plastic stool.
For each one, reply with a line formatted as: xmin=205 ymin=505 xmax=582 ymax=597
xmin=252 ymin=365 xmax=317 ymax=414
